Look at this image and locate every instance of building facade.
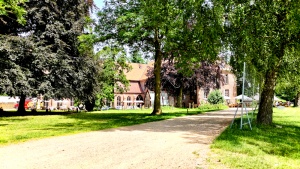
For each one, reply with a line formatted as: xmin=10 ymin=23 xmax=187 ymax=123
xmin=113 ymin=62 xmax=153 ymax=109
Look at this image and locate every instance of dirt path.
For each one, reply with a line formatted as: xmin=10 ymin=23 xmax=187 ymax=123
xmin=0 ymin=108 xmax=236 ymax=169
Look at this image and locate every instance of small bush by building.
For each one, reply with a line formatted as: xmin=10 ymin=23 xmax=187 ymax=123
xmin=207 ymin=90 xmax=225 ymax=104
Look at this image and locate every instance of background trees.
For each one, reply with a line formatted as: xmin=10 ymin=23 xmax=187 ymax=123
xmin=225 ymin=1 xmax=300 ymax=125
xmin=93 ymin=46 xmax=130 ymax=110
xmin=145 ymin=60 xmax=224 ymax=107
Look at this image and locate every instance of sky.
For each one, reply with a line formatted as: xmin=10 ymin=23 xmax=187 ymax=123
xmin=94 ymin=0 xmax=104 ymax=9
xmin=91 ymin=0 xmax=104 ymax=19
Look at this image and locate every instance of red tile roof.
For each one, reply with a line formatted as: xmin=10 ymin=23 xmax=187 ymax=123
xmin=126 ymin=81 xmax=143 ymax=94
xmin=125 ymin=62 xmax=154 ymax=81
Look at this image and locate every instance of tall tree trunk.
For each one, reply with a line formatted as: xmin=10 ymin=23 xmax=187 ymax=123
xmin=294 ymin=92 xmax=300 ymax=107
xmin=257 ymin=69 xmax=278 ymax=125
xmin=177 ymin=84 xmax=183 ymax=108
xmin=17 ymin=93 xmax=26 ymax=115
xmin=151 ymin=30 xmax=162 ymax=115
xmin=216 ymin=65 xmax=221 ymax=89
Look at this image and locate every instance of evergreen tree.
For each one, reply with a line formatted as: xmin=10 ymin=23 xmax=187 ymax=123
xmin=0 ymin=0 xmax=93 ymax=113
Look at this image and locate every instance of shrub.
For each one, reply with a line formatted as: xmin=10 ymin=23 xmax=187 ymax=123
xmin=207 ymin=89 xmax=225 ymax=104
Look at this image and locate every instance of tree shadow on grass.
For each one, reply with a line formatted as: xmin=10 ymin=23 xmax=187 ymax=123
xmin=61 ymin=112 xmax=187 ymax=130
xmin=0 ymin=110 xmax=73 ymax=117
xmin=0 ymin=118 xmax=29 ymax=122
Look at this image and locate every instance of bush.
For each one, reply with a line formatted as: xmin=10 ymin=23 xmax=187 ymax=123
xmin=207 ymin=89 xmax=225 ymax=104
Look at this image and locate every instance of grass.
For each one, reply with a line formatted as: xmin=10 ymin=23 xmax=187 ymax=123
xmin=209 ymin=107 xmax=300 ymax=169
xmin=0 ymin=105 xmax=227 ymax=146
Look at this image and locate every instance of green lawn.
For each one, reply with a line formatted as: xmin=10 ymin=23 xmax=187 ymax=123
xmin=0 ymin=105 xmax=227 ymax=146
xmin=209 ymin=107 xmax=300 ymax=169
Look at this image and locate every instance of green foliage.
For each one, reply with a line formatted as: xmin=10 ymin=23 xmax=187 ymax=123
xmin=95 ymin=0 xmax=225 ymax=114
xmin=0 ymin=0 xmax=27 ymax=25
xmin=0 ymin=36 xmax=48 ymax=97
xmin=275 ymin=78 xmax=298 ymax=101
xmin=226 ymin=1 xmax=300 ymax=125
xmin=207 ymin=90 xmax=225 ymax=105
xmin=0 ymin=0 xmax=92 ymax=102
xmin=93 ymin=46 xmax=131 ymax=109
xmin=275 ymin=52 xmax=300 ymax=102
xmin=210 ymin=108 xmax=300 ymax=168
xmin=129 ymin=51 xmax=146 ymax=64
xmin=77 ymin=31 xmax=132 ymax=110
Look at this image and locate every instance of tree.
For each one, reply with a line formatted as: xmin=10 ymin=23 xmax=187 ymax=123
xmin=129 ymin=51 xmax=146 ymax=64
xmin=0 ymin=36 xmax=47 ymax=113
xmin=226 ymin=1 xmax=300 ymax=125
xmin=78 ymin=27 xmax=131 ymax=111
xmin=95 ymin=0 xmax=224 ymax=115
xmin=146 ymin=59 xmax=224 ymax=107
xmin=0 ymin=0 xmax=93 ymax=114
xmin=275 ymin=78 xmax=298 ymax=103
xmin=94 ymin=46 xmax=131 ymax=110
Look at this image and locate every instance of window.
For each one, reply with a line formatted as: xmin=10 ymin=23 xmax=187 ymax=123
xmin=225 ymin=74 xmax=229 ymax=84
xmin=117 ymin=96 xmax=121 ymax=106
xmin=136 ymin=95 xmax=143 ymax=101
xmin=225 ymin=89 xmax=229 ymax=97
xmin=136 ymin=95 xmax=143 ymax=107
xmin=204 ymin=88 xmax=209 ymax=98
xmin=127 ymin=96 xmax=131 ymax=106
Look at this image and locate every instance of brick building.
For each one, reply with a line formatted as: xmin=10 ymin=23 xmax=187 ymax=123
xmin=112 ymin=62 xmax=237 ymax=109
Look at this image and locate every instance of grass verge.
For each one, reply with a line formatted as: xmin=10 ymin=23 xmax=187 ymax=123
xmin=209 ymin=107 xmax=300 ymax=169
xmin=0 ymin=104 xmax=227 ymax=146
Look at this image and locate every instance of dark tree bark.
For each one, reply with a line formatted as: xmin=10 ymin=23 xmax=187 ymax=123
xmin=17 ymin=94 xmax=26 ymax=114
xmin=257 ymin=69 xmax=278 ymax=125
xmin=85 ymin=99 xmax=95 ymax=112
xmin=294 ymin=92 xmax=300 ymax=107
xmin=151 ymin=31 xmax=162 ymax=115
xmin=177 ymin=84 xmax=183 ymax=108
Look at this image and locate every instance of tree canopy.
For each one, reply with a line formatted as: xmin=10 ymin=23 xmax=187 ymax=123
xmin=0 ymin=0 xmax=94 ymax=113
xmin=0 ymin=0 xmax=27 ymax=25
xmin=146 ymin=59 xmax=224 ymax=107
xmin=94 ymin=0 xmax=224 ymax=114
xmin=94 ymin=46 xmax=131 ymax=110
xmin=226 ymin=0 xmax=300 ymax=125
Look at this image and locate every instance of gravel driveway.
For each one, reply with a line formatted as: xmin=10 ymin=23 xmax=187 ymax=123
xmin=0 ymin=108 xmax=237 ymax=169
